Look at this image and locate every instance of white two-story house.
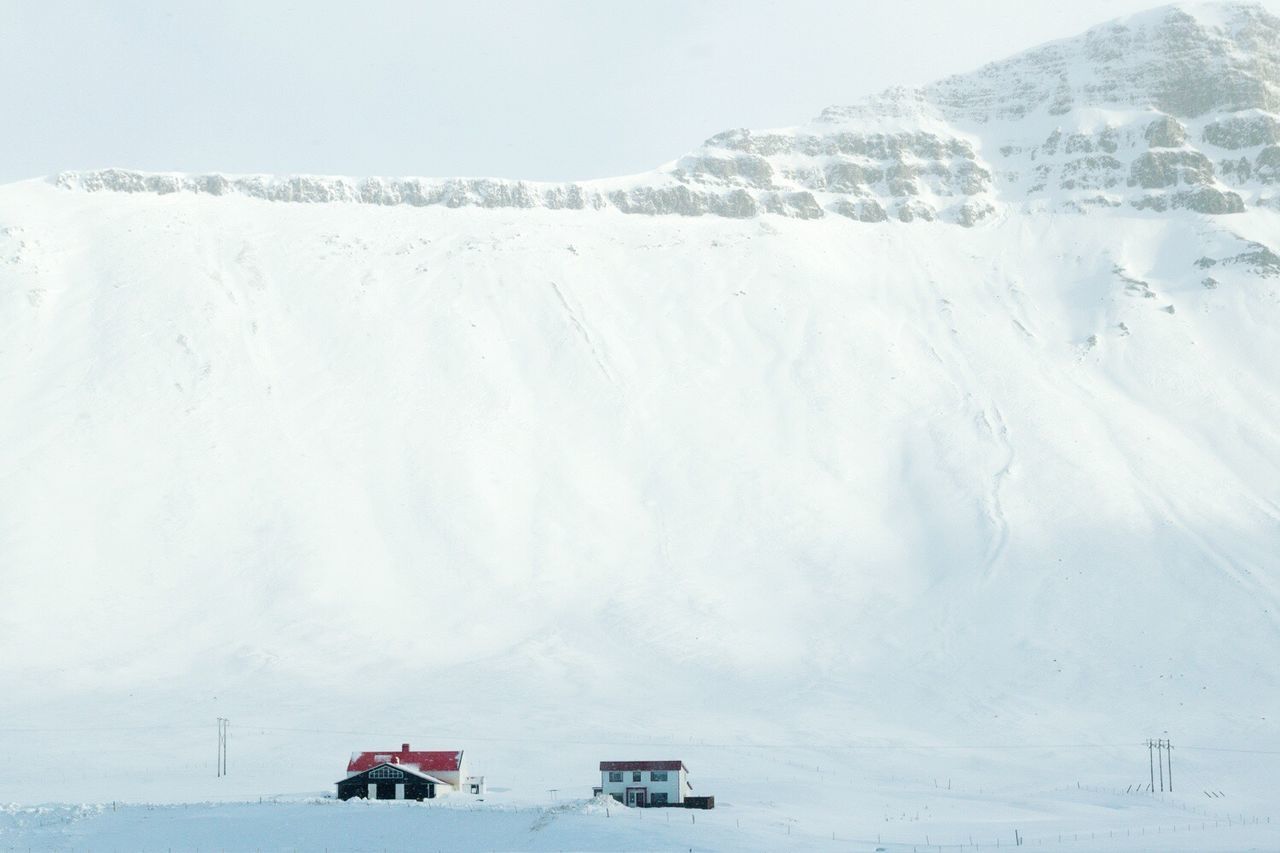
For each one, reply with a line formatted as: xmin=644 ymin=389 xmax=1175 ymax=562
xmin=595 ymin=760 xmax=692 ymax=807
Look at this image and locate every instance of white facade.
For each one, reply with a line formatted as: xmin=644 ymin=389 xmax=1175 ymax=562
xmin=598 ymin=763 xmax=691 ymax=806
xmin=427 ymin=766 xmax=463 ymax=791
xmin=432 ymin=760 xmax=486 ymax=796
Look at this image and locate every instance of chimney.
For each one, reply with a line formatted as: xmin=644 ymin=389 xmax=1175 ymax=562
xmin=402 ymin=743 xmax=410 ymax=752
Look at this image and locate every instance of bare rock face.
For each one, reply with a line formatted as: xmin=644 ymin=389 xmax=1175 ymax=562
xmin=833 ymin=198 xmax=888 ymax=222
xmin=1059 ymin=155 xmax=1125 ymax=190
xmin=762 ymin=191 xmax=824 ymax=219
xmin=897 ymin=200 xmax=936 ymax=222
xmin=692 ymin=127 xmax=991 ymax=224
xmin=1129 ymin=150 xmax=1216 ymax=189
xmin=673 ymin=153 xmax=775 ymax=189
xmin=923 ymin=4 xmax=1280 ymax=121
xmin=1133 ymin=187 xmax=1245 ymax=214
xmin=1257 ymin=146 xmax=1280 ymax=183
xmin=822 ymin=162 xmax=883 ymax=193
xmin=53 ymin=3 xmax=1280 ymax=225
xmin=1144 ymin=115 xmax=1187 ymax=148
xmin=956 ymin=199 xmax=996 ymax=227
xmin=1239 ymin=242 xmax=1280 ymax=275
xmin=1203 ymin=113 xmax=1280 ymax=148
xmin=607 ymin=185 xmax=762 ymax=218
xmin=1197 ymin=238 xmax=1280 ymax=275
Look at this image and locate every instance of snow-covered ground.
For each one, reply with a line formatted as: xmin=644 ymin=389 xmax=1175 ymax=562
xmin=1 ymin=780 xmax=1277 ymax=851
xmin=1 ymin=725 xmax=1277 ymax=850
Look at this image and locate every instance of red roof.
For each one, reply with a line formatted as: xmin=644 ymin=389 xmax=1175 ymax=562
xmin=600 ymin=760 xmax=686 ymax=772
xmin=348 ymin=744 xmax=462 ymax=774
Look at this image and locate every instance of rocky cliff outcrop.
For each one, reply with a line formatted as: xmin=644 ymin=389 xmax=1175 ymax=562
xmin=53 ymin=3 xmax=1280 ymax=225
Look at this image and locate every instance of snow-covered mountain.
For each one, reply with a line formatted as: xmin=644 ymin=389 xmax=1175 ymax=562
xmin=55 ymin=2 xmax=1280 ymax=226
xmin=1 ymin=1 xmax=1279 ymax=817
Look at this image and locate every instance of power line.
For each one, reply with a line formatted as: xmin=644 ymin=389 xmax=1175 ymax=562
xmin=3 ymin=720 xmax=1280 ymax=756
xmin=1178 ymin=745 xmax=1280 ymax=755
xmin=0 ymin=724 xmax=206 ymax=733
xmin=228 ymin=724 xmax=1138 ymax=751
xmin=210 ymin=727 xmax=1280 ymax=757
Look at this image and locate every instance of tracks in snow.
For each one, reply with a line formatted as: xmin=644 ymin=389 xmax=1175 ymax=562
xmin=549 ymin=280 xmax=616 ymax=386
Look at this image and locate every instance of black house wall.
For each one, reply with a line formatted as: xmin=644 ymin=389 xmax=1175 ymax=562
xmin=336 ymin=773 xmax=436 ymax=800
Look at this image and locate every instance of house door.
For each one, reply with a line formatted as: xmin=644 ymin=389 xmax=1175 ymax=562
xmin=626 ymin=787 xmax=647 ymax=807
xmin=376 ymin=782 xmax=396 ymax=799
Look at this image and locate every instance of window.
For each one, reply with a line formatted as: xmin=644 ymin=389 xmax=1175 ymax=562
xmin=650 ymin=770 xmax=668 ymax=781
xmin=632 ymin=771 xmax=642 ymax=782
xmin=608 ymin=771 xmax=622 ymax=783
xmin=651 ymin=793 xmax=668 ymax=805
xmin=369 ymin=766 xmax=404 ymax=779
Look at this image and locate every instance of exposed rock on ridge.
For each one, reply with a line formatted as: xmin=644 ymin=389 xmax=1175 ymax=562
xmin=53 ymin=2 xmax=1280 ymax=224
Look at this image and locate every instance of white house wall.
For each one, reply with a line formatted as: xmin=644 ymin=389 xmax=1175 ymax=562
xmin=599 ymin=768 xmax=687 ymax=804
xmin=429 ymin=769 xmax=462 ymax=790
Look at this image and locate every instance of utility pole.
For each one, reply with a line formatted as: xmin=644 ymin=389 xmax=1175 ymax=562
xmin=216 ymin=717 xmax=229 ymax=777
xmin=1148 ymin=739 xmax=1155 ymax=791
xmin=1157 ymin=738 xmax=1165 ymax=791
xmin=1166 ymin=740 xmax=1173 ymax=792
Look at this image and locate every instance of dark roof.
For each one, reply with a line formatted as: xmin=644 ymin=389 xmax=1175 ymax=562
xmin=348 ymin=744 xmax=462 ymax=774
xmin=600 ymin=760 xmax=686 ymax=772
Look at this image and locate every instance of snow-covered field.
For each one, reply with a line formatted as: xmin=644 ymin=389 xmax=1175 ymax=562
xmin=3 ymin=3 xmax=1280 ymax=850
xmin=1 ymin=781 xmax=1276 ymax=851
xmin=1 ymin=728 xmax=1277 ymax=851
xmin=0 ymin=796 xmax=1275 ymax=853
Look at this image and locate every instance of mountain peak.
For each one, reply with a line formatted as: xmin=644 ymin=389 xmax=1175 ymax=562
xmin=927 ymin=0 xmax=1279 ymax=121
xmin=812 ymin=1 xmax=1280 ymax=127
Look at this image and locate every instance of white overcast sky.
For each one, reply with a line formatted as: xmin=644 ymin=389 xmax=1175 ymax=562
xmin=2 ymin=0 xmax=1276 ymax=184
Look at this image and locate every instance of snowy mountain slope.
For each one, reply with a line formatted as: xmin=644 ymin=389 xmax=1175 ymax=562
xmin=1 ymin=0 xmax=1279 ymax=825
